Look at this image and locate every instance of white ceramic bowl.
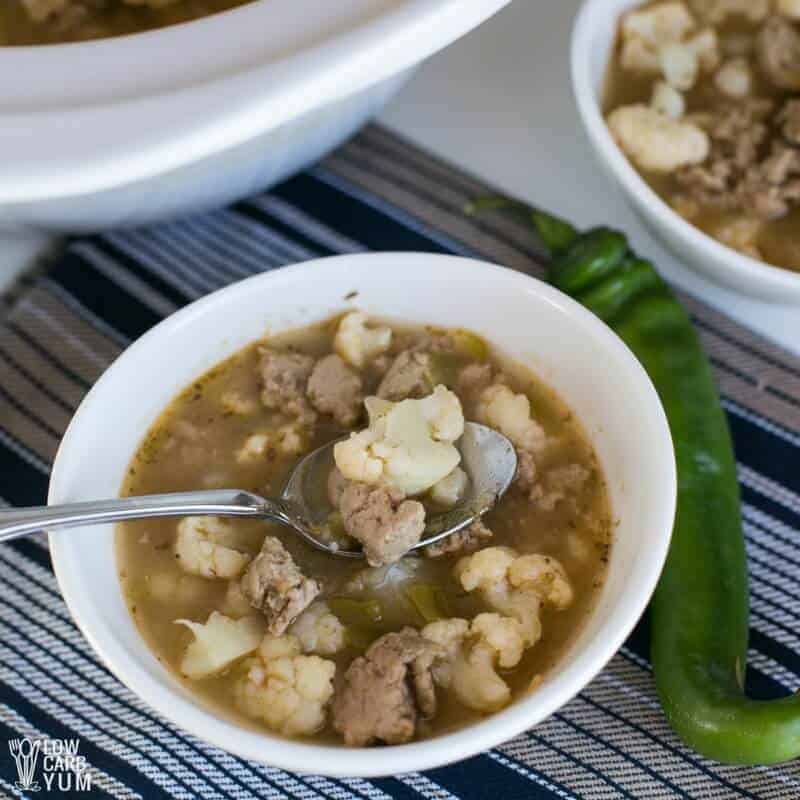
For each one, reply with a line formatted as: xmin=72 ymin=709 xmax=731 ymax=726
xmin=571 ymin=0 xmax=800 ymax=303
xmin=0 ymin=0 xmax=510 ymax=231
xmin=49 ymin=253 xmax=676 ymax=777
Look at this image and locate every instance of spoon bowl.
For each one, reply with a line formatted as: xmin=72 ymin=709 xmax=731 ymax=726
xmin=281 ymin=421 xmax=518 ymax=556
xmin=0 ymin=423 xmax=516 ymax=560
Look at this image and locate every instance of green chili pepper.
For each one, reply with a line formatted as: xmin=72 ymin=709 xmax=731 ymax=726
xmin=550 ymin=227 xmax=629 ymax=294
xmin=404 ymin=583 xmax=449 ymax=623
xmin=329 ymin=597 xmax=386 ymax=652
xmin=472 ymin=198 xmax=800 ymax=765
xmin=425 ymin=351 xmax=463 ymax=389
xmin=328 ymin=597 xmax=384 ymax=626
xmin=452 ymin=329 xmax=490 ymax=361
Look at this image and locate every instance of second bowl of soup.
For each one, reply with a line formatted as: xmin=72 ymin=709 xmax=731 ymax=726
xmin=572 ymin=0 xmax=800 ymax=302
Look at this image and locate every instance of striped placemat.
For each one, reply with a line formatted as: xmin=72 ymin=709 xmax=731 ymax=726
xmin=1 ymin=124 xmax=799 ymax=799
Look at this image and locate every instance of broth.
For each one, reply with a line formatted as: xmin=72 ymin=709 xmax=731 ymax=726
xmin=1 ymin=1 xmax=252 ymax=45
xmin=116 ymin=315 xmax=612 ymax=744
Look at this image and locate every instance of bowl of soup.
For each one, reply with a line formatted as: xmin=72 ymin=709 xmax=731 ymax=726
xmin=572 ymin=0 xmax=800 ymax=303
xmin=0 ymin=0 xmax=511 ymax=230
xmin=48 ymin=252 xmax=676 ymax=776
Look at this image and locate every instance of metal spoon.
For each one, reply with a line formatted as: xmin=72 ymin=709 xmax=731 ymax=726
xmin=0 ymin=423 xmax=517 ymax=558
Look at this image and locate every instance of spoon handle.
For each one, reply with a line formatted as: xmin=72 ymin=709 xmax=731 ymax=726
xmin=0 ymin=490 xmax=285 ymax=543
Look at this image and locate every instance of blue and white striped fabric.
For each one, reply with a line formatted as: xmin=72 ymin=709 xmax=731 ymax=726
xmin=1 ymin=125 xmax=799 ymax=799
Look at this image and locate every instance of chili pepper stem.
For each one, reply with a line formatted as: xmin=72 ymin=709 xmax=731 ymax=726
xmin=465 ymin=195 xmax=578 ymax=256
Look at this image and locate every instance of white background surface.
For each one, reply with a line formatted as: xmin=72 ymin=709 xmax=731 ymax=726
xmin=2 ymin=0 xmax=798 ymax=353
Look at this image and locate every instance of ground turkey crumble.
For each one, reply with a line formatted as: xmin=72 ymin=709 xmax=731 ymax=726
xmin=240 ymin=537 xmax=320 ymax=635
xmin=677 ymin=97 xmax=800 ymax=220
xmin=332 ymin=629 xmax=443 ymax=746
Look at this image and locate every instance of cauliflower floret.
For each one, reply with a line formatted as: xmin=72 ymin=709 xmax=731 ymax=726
xmin=289 ymin=602 xmax=346 ymax=656
xmin=455 ymin=547 xmax=573 ymax=647
xmin=651 ymin=80 xmax=686 ymax=118
xmin=334 ymin=312 xmax=393 ymax=369
xmin=658 ymin=29 xmax=719 ymax=90
xmin=778 ymin=0 xmax=800 ymax=20
xmin=236 ymin=433 xmax=271 ymax=464
xmin=508 ymin=554 xmax=575 ymax=609
xmin=476 ymin=385 xmax=546 ymax=454
xmin=659 ymin=40 xmax=699 ymax=89
xmin=714 ymin=57 xmax=753 ymax=98
xmin=428 ymin=466 xmax=469 ymax=508
xmin=334 ymin=385 xmax=464 ymax=496
xmin=274 ymin=423 xmax=307 ymax=456
xmin=416 ymin=387 xmax=464 ymax=442
xmin=620 ymin=3 xmax=719 ymax=89
xmin=607 ymin=105 xmax=709 ymax=172
xmin=471 ymin=613 xmax=525 ymax=668
xmin=175 ymin=612 xmax=266 ymax=679
xmin=236 ymin=423 xmax=308 ymax=464
xmin=421 ymin=613 xmax=524 ymax=712
xmin=620 ymin=2 xmax=695 ymax=73
xmin=622 ymin=2 xmax=695 ymax=45
xmin=457 ymin=545 xmax=517 ymax=591
xmin=174 ymin=517 xmax=251 ymax=580
xmin=422 ymin=618 xmax=470 ymax=660
xmin=621 ymin=36 xmax=662 ymax=72
xmin=687 ymin=28 xmax=721 ymax=72
xmin=234 ymin=634 xmax=335 ymax=737
xmin=220 ymin=390 xmax=258 ymax=416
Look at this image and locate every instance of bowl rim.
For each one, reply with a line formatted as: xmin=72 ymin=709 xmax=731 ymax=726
xmin=48 ymin=252 xmax=677 ymax=777
xmin=570 ymin=0 xmax=800 ymax=295
xmin=0 ymin=0 xmax=511 ymax=204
